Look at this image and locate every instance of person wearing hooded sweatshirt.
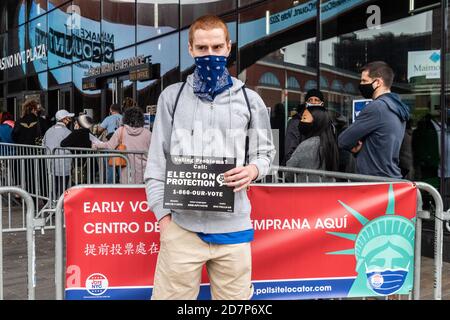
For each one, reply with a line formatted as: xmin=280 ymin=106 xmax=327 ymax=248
xmin=93 ymin=107 xmax=151 ymax=184
xmin=338 ymin=61 xmax=410 ymax=178
xmin=285 ymin=105 xmax=339 ymax=182
xmin=144 ymin=15 xmax=275 ymax=300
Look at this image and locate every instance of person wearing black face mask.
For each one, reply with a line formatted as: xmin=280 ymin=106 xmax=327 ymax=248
xmin=338 ymin=61 xmax=410 ymax=178
xmin=283 ymin=89 xmax=325 ymax=165
xmin=285 ymin=105 xmax=339 ymax=182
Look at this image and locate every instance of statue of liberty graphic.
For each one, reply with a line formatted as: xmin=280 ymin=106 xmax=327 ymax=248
xmin=327 ymin=184 xmax=416 ymax=297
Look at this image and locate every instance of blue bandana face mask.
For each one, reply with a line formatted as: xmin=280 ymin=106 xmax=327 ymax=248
xmin=365 ymin=263 xmax=409 ymax=295
xmin=193 ymin=55 xmax=233 ymax=101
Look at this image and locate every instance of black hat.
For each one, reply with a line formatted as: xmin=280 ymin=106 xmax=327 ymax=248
xmin=305 ymin=89 xmax=324 ymax=102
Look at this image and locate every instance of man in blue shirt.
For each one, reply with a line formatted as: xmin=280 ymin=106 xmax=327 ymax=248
xmin=98 ymin=104 xmax=123 ymax=183
xmin=98 ymin=103 xmax=122 ymax=140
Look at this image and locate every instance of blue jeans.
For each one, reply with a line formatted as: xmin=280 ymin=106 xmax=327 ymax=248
xmin=106 ymin=160 xmax=120 ymax=183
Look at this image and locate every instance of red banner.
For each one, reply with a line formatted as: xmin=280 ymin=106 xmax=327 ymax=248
xmin=64 ymin=182 xmax=417 ymax=299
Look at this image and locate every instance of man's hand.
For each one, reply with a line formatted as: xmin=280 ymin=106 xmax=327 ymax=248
xmin=158 ymin=215 xmax=172 ymax=236
xmin=223 ymin=164 xmax=259 ymax=192
xmin=351 ymin=141 xmax=363 ymax=154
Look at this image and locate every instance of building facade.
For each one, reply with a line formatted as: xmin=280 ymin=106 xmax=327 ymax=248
xmin=0 ymin=0 xmax=448 ymax=210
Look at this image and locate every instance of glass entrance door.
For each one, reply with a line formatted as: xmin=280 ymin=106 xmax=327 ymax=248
xmin=47 ymin=86 xmax=72 ymax=123
xmin=59 ymin=86 xmax=73 ymax=113
xmin=118 ymin=78 xmax=135 ymax=108
xmin=7 ymin=95 xmax=24 ymax=121
xmin=103 ymin=77 xmax=135 ymax=117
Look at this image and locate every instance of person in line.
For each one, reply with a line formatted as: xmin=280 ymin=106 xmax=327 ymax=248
xmin=270 ymin=102 xmax=285 ymax=165
xmin=43 ymin=109 xmax=74 ymax=198
xmin=0 ymin=112 xmax=15 ymax=156
xmin=94 ymin=107 xmax=151 ymax=184
xmin=12 ymin=99 xmax=46 ymax=146
xmin=0 ymin=112 xmax=14 ymax=143
xmin=285 ymin=105 xmax=339 ymax=182
xmin=97 ymin=103 xmax=123 ymax=140
xmin=338 ymin=61 xmax=410 ymax=178
xmin=61 ymin=114 xmax=96 ymax=184
xmin=97 ymin=103 xmax=123 ymax=183
xmin=122 ymin=97 xmax=137 ymax=112
xmin=144 ymin=15 xmax=275 ymax=300
xmin=61 ymin=114 xmax=94 ymax=149
xmin=283 ymin=89 xmax=325 ymax=165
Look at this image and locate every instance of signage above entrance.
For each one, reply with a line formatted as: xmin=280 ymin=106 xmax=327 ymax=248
xmin=87 ymin=55 xmax=147 ymax=77
xmin=82 ymin=55 xmax=160 ymax=91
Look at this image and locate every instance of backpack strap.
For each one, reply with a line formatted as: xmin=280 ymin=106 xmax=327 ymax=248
xmin=169 ymin=82 xmax=253 ymax=165
xmin=242 ymin=86 xmax=252 ymax=165
xmin=171 ymin=81 xmax=187 ymax=127
xmin=166 ymin=82 xmax=186 ymax=157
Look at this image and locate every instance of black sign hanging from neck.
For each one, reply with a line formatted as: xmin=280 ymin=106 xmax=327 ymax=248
xmin=163 ymin=156 xmax=236 ymax=213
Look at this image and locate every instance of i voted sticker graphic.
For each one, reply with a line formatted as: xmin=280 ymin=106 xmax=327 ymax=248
xmin=86 ymin=273 xmax=109 ymax=296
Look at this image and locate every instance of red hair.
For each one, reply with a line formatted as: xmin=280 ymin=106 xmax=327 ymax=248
xmin=189 ymin=15 xmax=230 ymax=45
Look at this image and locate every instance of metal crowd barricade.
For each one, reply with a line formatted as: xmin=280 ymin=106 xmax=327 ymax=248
xmin=0 ymin=186 xmax=36 ymax=300
xmin=0 ymin=142 xmax=49 ymax=157
xmin=52 ymin=147 xmax=147 ymax=185
xmin=0 ymin=142 xmax=50 ymax=204
xmin=51 ymin=166 xmax=449 ymax=300
xmin=260 ymin=166 xmax=450 ymax=300
xmin=0 ymin=153 xmax=129 ymax=230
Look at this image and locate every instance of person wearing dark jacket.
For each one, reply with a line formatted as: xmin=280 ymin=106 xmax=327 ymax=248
xmin=61 ymin=115 xmax=94 ymax=184
xmin=60 ymin=115 xmax=93 ymax=148
xmin=399 ymin=119 xmax=413 ymax=180
xmin=283 ymin=89 xmax=324 ymax=164
xmin=270 ymin=103 xmax=286 ymax=164
xmin=285 ymin=105 xmax=339 ymax=182
xmin=338 ymin=61 xmax=410 ymax=178
xmin=12 ymin=99 xmax=47 ymax=145
xmin=284 ymin=111 xmax=302 ymax=165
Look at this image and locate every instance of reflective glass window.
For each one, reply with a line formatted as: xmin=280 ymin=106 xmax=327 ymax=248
xmin=48 ymin=2 xmax=72 ymax=69
xmin=238 ymin=0 xmax=317 ymax=164
xmin=8 ymin=1 xmax=27 ymax=29
xmin=27 ymin=14 xmax=47 ymax=73
xmin=28 ymin=0 xmax=47 ymax=21
xmin=180 ymin=0 xmax=235 ymax=29
xmin=72 ymin=0 xmax=101 ymax=63
xmin=7 ymin=25 xmax=27 ymax=80
xmin=102 ymin=0 xmax=135 ymax=51
xmin=137 ymin=0 xmax=179 ymax=42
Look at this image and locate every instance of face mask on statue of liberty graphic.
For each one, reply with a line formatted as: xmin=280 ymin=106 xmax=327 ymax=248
xmin=365 ymin=262 xmax=410 ymax=295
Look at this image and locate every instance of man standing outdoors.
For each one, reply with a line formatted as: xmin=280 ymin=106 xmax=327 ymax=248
xmin=98 ymin=103 xmax=123 ymax=183
xmin=98 ymin=103 xmax=122 ymax=140
xmin=144 ymin=15 xmax=275 ymax=300
xmin=43 ymin=109 xmax=74 ymax=198
xmin=338 ymin=61 xmax=410 ymax=178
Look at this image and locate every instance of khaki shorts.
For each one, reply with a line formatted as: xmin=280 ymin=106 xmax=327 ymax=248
xmin=151 ymin=221 xmax=253 ymax=300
